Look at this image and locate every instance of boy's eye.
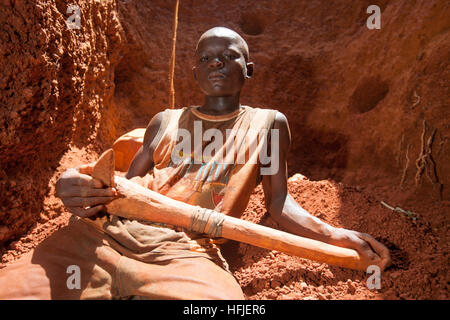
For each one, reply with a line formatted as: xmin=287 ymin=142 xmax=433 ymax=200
xmin=225 ymin=53 xmax=238 ymax=60
xmin=200 ymin=56 xmax=209 ymax=62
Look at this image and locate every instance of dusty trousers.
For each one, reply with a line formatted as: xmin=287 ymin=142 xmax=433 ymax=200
xmin=0 ymin=216 xmax=244 ymax=300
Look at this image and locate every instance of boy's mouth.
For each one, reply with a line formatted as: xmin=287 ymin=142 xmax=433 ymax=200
xmin=208 ymin=72 xmax=226 ymax=80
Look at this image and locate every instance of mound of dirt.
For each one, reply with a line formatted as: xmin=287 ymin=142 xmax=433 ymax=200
xmin=222 ymin=175 xmax=449 ymax=300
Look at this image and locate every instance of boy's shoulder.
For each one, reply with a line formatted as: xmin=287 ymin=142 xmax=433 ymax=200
xmin=158 ymin=105 xmax=283 ymax=114
xmin=244 ymin=104 xmax=284 ymax=119
xmin=244 ymin=105 xmax=279 ymax=113
xmin=242 ymin=106 xmax=285 ymax=123
xmin=156 ymin=106 xmax=284 ymax=128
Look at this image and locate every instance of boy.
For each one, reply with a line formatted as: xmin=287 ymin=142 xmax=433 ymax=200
xmin=0 ymin=27 xmax=390 ymax=299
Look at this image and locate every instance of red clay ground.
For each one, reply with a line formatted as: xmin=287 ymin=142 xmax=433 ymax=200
xmin=1 ymin=147 xmax=448 ymax=300
xmin=225 ymin=175 xmax=449 ymax=300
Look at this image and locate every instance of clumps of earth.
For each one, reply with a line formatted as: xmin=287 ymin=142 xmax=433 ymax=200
xmin=223 ymin=175 xmax=448 ymax=300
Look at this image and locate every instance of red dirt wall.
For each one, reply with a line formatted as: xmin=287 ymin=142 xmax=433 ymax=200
xmin=0 ymin=0 xmax=125 ymax=243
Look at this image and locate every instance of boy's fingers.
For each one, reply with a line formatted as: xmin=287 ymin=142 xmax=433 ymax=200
xmin=78 ymin=163 xmax=95 ymax=175
xmin=63 ymin=196 xmax=116 ymax=208
xmin=68 ymin=205 xmax=105 ymax=218
xmin=73 ymin=175 xmax=104 ymax=188
xmin=88 ymin=178 xmax=104 ymax=189
xmin=358 ymin=233 xmax=391 ymax=269
xmin=83 ymin=187 xmax=117 ymax=197
xmin=359 ymin=233 xmax=388 ymax=258
xmin=60 ymin=187 xmax=116 ymax=198
xmin=355 ymin=238 xmax=377 ymax=261
xmin=58 ymin=186 xmax=117 ymax=199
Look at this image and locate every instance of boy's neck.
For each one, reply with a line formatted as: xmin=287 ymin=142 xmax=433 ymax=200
xmin=198 ymin=94 xmax=241 ymax=115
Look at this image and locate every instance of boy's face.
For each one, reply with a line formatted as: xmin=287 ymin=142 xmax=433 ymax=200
xmin=193 ymin=35 xmax=252 ymax=97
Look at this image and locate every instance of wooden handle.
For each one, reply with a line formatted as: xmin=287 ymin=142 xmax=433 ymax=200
xmin=93 ymin=149 xmax=370 ymax=271
xmin=221 ymin=215 xmax=366 ymax=271
xmin=105 ymin=175 xmax=367 ymax=271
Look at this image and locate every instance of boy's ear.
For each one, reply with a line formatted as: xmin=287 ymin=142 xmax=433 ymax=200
xmin=192 ymin=66 xmax=197 ymax=81
xmin=245 ymin=62 xmax=254 ymax=78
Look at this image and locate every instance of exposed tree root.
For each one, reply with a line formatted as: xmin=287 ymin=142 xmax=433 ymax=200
xmin=397 ymin=134 xmax=405 ymax=167
xmin=400 ymin=143 xmax=411 ymax=189
xmin=411 ymin=90 xmax=421 ymax=108
xmin=414 ymin=120 xmax=443 ymax=199
xmin=437 ymin=135 xmax=448 ymax=156
xmin=380 ymin=201 xmax=418 ymax=221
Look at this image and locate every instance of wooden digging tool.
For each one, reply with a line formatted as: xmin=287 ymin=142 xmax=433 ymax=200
xmin=92 ymin=149 xmax=374 ymax=271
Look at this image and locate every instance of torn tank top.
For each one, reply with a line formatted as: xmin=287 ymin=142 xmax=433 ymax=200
xmin=148 ymin=105 xmax=278 ymax=217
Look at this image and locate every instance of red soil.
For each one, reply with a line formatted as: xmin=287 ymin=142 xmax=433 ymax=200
xmin=224 ymin=175 xmax=449 ymax=299
xmin=1 ymin=150 xmax=448 ymax=299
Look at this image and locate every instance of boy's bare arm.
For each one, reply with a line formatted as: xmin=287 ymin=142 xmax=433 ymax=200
xmin=125 ymin=111 xmax=163 ymax=179
xmin=55 ymin=112 xmax=164 ymax=218
xmin=262 ymin=112 xmax=391 ymax=270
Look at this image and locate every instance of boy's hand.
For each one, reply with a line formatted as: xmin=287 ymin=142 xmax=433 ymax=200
xmin=55 ymin=164 xmax=117 ymax=218
xmin=328 ymin=227 xmax=391 ymax=271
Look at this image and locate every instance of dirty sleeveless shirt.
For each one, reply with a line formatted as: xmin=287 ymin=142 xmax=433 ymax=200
xmin=82 ymin=106 xmax=278 ymax=269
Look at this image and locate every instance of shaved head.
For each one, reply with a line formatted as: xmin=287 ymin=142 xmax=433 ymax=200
xmin=197 ymin=27 xmax=249 ymax=61
xmin=193 ymin=26 xmax=254 ymax=97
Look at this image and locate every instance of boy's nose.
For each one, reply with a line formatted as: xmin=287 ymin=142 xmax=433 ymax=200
xmin=208 ymin=57 xmax=224 ymax=69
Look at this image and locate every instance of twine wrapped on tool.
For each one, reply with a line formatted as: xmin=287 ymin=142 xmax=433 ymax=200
xmin=190 ymin=207 xmax=225 ymax=238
